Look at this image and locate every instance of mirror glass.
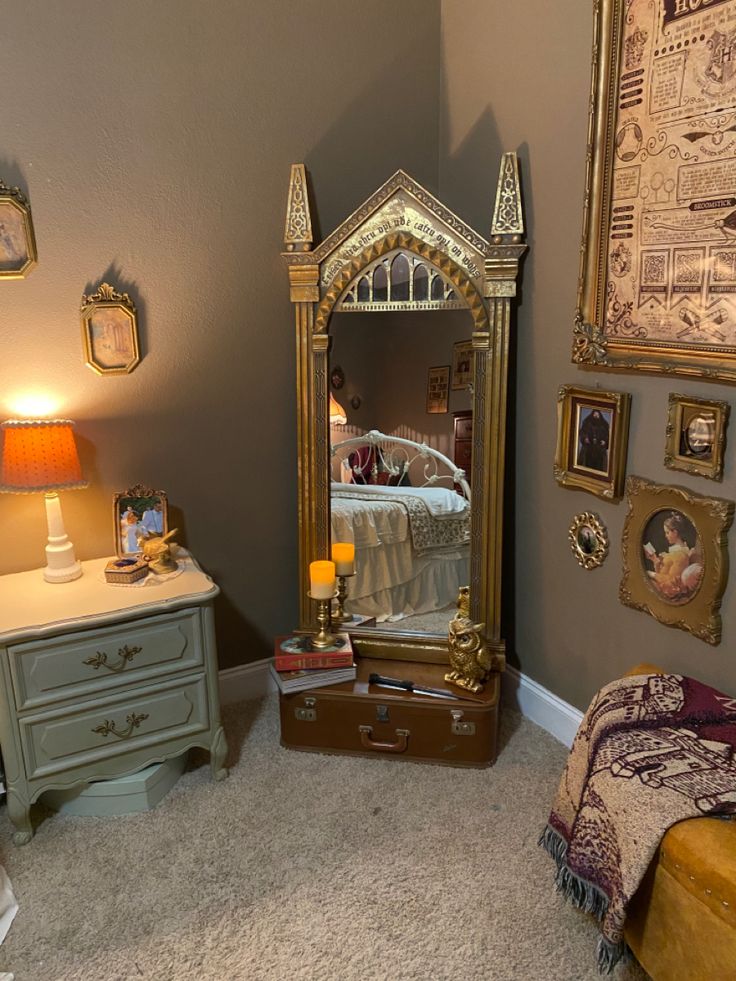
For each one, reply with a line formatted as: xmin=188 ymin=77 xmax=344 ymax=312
xmin=328 ymin=306 xmax=473 ymax=639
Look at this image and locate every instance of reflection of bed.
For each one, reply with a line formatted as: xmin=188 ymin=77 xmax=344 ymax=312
xmin=330 ymin=432 xmax=470 ymax=622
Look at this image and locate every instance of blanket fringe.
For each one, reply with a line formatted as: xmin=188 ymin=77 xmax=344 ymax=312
xmin=539 ymin=825 xmax=626 ymax=974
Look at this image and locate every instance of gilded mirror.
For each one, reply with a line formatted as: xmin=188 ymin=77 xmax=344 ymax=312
xmin=283 ymin=157 xmax=526 ymax=665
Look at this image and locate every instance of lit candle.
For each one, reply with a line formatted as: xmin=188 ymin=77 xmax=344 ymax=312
xmin=331 ymin=542 xmax=355 ymax=576
xmin=309 ymin=560 xmax=336 ymax=599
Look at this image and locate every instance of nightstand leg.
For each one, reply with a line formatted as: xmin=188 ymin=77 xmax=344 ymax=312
xmin=210 ymin=725 xmax=228 ymax=781
xmin=7 ymin=789 xmax=33 ymax=845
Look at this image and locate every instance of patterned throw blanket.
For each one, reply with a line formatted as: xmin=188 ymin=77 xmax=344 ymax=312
xmin=540 ymin=672 xmax=736 ymax=973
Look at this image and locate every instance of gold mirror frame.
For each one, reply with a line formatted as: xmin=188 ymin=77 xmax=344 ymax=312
xmin=620 ymin=476 xmax=734 ymax=646
xmin=573 ymin=0 xmax=736 ymax=381
xmin=282 ymin=157 xmax=527 ymax=665
xmin=664 ymin=392 xmax=730 ymax=482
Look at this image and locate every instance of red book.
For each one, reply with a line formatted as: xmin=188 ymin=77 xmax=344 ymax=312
xmin=274 ymin=632 xmax=354 ymax=672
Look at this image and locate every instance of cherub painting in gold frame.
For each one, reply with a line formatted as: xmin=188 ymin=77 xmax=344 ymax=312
xmin=0 ymin=179 xmax=37 ymax=279
xmin=620 ymin=476 xmax=734 ymax=645
xmin=554 ymin=385 xmax=631 ymax=501
xmin=81 ymin=282 xmax=140 ymax=375
xmin=664 ymin=393 xmax=730 ymax=482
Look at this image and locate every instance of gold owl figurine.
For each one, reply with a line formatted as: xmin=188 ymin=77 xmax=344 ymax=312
xmin=137 ymin=528 xmax=179 ymax=575
xmin=445 ymin=587 xmax=492 ymax=693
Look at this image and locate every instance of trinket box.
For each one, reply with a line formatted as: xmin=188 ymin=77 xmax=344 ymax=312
xmin=104 ymin=557 xmax=149 ymax=585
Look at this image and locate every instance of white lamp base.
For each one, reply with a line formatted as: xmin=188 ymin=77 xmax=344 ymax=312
xmin=43 ymin=492 xmax=82 ymax=584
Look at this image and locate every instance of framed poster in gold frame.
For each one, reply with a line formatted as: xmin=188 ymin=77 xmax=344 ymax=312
xmin=664 ymin=392 xmax=730 ymax=481
xmin=0 ymin=179 xmax=37 ymax=279
xmin=620 ymin=476 xmax=734 ymax=645
xmin=554 ymin=384 xmax=631 ymax=501
xmin=572 ymin=0 xmax=736 ymax=382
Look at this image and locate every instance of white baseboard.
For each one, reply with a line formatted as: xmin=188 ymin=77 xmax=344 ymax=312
xmin=502 ymin=666 xmax=582 ymax=748
xmin=219 ymin=659 xmax=582 ymax=748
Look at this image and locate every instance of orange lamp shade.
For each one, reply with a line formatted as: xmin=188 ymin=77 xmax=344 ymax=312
xmin=0 ymin=420 xmax=88 ymax=493
xmin=329 ymin=392 xmax=347 ymax=426
xmin=309 ymin=559 xmax=336 ymax=599
xmin=331 ymin=542 xmax=355 ymax=575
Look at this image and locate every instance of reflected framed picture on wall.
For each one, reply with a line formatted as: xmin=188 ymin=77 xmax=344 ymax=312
xmin=0 ymin=179 xmax=37 ymax=279
xmin=426 ymin=365 xmax=450 ymax=414
xmin=451 ymin=340 xmax=473 ymax=390
xmin=664 ymin=393 xmax=730 ymax=482
xmin=620 ymin=476 xmax=734 ymax=645
xmin=554 ymin=384 xmax=631 ymax=501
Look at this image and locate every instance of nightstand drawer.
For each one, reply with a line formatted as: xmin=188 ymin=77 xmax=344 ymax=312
xmin=20 ymin=675 xmax=209 ymax=779
xmin=9 ymin=608 xmax=204 ymax=711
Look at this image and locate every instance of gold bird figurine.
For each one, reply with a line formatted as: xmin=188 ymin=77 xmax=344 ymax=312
xmin=445 ymin=587 xmax=492 ymax=694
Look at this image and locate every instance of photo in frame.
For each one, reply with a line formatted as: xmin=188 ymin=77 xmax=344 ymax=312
xmin=569 ymin=511 xmax=609 ymax=570
xmin=426 ymin=365 xmax=450 ymax=414
xmin=572 ymin=0 xmax=736 ymax=382
xmin=113 ymin=484 xmax=168 ymax=558
xmin=451 ymin=340 xmax=473 ymax=391
xmin=620 ymin=476 xmax=734 ymax=645
xmin=664 ymin=392 xmax=730 ymax=482
xmin=81 ymin=282 xmax=140 ymax=375
xmin=554 ymin=385 xmax=631 ymax=500
xmin=0 ymin=179 xmax=37 ymax=279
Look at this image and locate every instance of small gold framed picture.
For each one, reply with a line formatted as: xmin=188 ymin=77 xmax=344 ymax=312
xmin=664 ymin=393 xmax=730 ymax=482
xmin=620 ymin=476 xmax=734 ymax=646
xmin=569 ymin=512 xmax=609 ymax=570
xmin=0 ymin=179 xmax=37 ymax=279
xmin=554 ymin=385 xmax=631 ymax=501
xmin=113 ymin=484 xmax=168 ymax=558
xmin=81 ymin=282 xmax=140 ymax=375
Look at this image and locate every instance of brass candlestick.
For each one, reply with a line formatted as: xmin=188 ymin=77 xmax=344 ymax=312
xmin=309 ymin=591 xmax=336 ymax=648
xmin=332 ymin=572 xmax=356 ymax=623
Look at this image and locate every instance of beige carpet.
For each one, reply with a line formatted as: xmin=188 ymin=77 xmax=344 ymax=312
xmin=0 ymin=696 xmax=650 ymax=981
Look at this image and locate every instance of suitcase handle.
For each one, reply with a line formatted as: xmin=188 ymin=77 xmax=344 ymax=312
xmin=358 ymin=725 xmax=409 ymax=753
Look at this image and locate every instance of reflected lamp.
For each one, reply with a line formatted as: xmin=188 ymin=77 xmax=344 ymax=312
xmin=329 ymin=392 xmax=347 ymax=426
xmin=0 ymin=419 xmax=88 ymax=583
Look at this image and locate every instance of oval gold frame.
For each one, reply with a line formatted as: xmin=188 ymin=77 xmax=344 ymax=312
xmin=569 ymin=512 xmax=609 ymax=570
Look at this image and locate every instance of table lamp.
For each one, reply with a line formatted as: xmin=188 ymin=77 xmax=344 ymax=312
xmin=0 ymin=419 xmax=88 ymax=583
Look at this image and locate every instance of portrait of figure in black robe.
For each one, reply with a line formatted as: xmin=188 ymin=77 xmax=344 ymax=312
xmin=576 ymin=407 xmax=611 ymax=475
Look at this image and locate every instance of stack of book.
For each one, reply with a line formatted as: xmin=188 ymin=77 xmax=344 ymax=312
xmin=270 ymin=632 xmax=356 ymax=693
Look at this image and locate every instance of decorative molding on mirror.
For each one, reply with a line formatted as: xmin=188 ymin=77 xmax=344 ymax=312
xmin=282 ymin=155 xmax=527 ymax=662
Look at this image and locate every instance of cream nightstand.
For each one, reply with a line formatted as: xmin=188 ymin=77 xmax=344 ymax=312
xmin=0 ymin=553 xmax=228 ymax=844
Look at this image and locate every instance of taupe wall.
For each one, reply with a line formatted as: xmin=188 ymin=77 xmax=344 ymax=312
xmin=439 ymin=1 xmax=736 ymax=708
xmin=4 ymin=2 xmax=734 ymax=708
xmin=0 ymin=0 xmax=440 ymax=668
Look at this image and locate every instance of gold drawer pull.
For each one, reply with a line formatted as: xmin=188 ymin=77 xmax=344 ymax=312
xmin=84 ymin=644 xmax=142 ymax=673
xmin=92 ymin=712 xmax=149 ymax=740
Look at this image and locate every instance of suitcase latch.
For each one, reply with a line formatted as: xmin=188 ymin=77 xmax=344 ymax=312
xmin=295 ymin=696 xmax=317 ymax=722
xmin=450 ymin=709 xmax=475 ymax=736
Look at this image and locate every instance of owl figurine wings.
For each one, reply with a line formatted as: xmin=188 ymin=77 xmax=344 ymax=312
xmin=445 ymin=586 xmax=492 ymax=694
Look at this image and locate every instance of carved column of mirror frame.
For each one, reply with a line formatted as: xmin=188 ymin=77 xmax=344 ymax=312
xmin=283 ymin=156 xmax=526 ymax=664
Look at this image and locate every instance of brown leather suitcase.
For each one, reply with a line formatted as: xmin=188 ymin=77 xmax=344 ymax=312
xmin=278 ymin=656 xmax=500 ymax=768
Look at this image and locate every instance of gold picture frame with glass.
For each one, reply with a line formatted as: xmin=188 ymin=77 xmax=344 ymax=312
xmin=569 ymin=511 xmax=609 ymax=570
xmin=113 ymin=484 xmax=169 ymax=558
xmin=620 ymin=476 xmax=734 ymax=645
xmin=664 ymin=393 xmax=730 ymax=482
xmin=426 ymin=365 xmax=450 ymax=414
xmin=554 ymin=384 xmax=631 ymax=501
xmin=572 ymin=0 xmax=736 ymax=382
xmin=0 ymin=179 xmax=37 ymax=279
xmin=81 ymin=282 xmax=140 ymax=375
